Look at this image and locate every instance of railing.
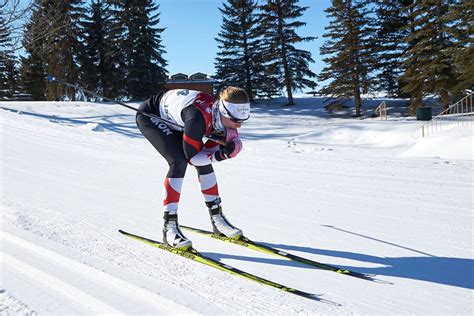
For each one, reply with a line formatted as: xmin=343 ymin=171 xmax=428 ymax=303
xmin=413 ymin=92 xmax=473 ymax=138
xmin=374 ymin=101 xmax=387 ymax=120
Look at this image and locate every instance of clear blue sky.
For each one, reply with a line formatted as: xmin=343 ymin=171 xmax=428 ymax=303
xmin=158 ymin=0 xmax=332 ymax=78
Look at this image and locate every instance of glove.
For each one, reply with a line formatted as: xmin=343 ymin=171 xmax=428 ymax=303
xmin=219 ymin=128 xmax=242 ymax=159
xmin=225 ymin=128 xmax=239 ymax=142
xmin=220 ymin=138 xmax=242 ymax=159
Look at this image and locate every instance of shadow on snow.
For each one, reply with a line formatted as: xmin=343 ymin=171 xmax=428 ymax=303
xmin=202 ymin=225 xmax=473 ymax=290
xmin=1 ymin=106 xmax=142 ymax=138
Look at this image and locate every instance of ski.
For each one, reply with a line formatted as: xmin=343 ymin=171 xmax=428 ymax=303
xmin=181 ymin=225 xmax=375 ymax=281
xmin=118 ymin=229 xmax=329 ymax=302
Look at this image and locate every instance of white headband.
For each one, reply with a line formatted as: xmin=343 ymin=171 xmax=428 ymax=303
xmin=219 ymin=100 xmax=250 ymax=121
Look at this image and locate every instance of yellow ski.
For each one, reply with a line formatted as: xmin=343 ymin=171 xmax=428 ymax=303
xmin=118 ymin=229 xmax=332 ymax=302
xmin=181 ymin=225 xmax=375 ymax=281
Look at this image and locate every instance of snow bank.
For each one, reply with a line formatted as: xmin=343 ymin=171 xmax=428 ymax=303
xmin=290 ymin=118 xmax=473 ymax=160
xmin=400 ymin=125 xmax=474 ymax=160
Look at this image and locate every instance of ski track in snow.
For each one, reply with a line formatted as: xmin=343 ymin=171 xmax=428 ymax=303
xmin=1 ymin=101 xmax=473 ymax=314
xmin=0 ymin=289 xmax=38 ymax=316
xmin=1 ymin=202 xmax=339 ymax=314
xmin=1 ymin=204 xmax=198 ymax=315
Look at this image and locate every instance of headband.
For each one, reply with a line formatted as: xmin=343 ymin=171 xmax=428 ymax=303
xmin=219 ymin=100 xmax=251 ymax=121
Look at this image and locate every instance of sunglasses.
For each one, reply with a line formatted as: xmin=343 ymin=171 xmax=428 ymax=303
xmin=221 ymin=102 xmax=250 ymax=123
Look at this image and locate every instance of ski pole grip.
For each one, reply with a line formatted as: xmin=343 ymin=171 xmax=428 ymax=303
xmin=204 ymin=136 xmax=227 ymax=146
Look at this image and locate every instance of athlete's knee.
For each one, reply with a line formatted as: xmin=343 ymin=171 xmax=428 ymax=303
xmin=168 ymin=159 xmax=187 ymax=178
xmin=195 ymin=164 xmax=214 ymax=176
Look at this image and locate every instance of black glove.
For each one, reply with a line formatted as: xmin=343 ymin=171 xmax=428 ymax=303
xmin=219 ymin=141 xmax=236 ymax=159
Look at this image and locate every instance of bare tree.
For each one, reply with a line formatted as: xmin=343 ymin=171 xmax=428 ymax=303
xmin=0 ymin=0 xmax=34 ymax=49
xmin=1 ymin=0 xmax=66 ymax=51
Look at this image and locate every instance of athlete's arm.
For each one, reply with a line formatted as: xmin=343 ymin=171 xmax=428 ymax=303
xmin=182 ymin=106 xmax=206 ymax=161
xmin=182 ymin=106 xmax=239 ymax=165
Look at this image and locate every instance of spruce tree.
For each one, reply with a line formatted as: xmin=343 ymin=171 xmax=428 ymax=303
xmin=0 ymin=15 xmax=10 ymax=99
xmin=319 ymin=0 xmax=376 ymax=117
xmin=43 ymin=0 xmax=87 ymax=100
xmin=259 ymin=0 xmax=316 ymax=105
xmin=446 ymin=0 xmax=473 ymax=94
xmin=4 ymin=58 xmax=20 ymax=98
xmin=373 ymin=0 xmax=413 ymax=97
xmin=401 ymin=0 xmax=458 ymax=112
xmin=0 ymin=14 xmax=16 ymax=99
xmin=111 ymin=0 xmax=168 ymax=100
xmin=19 ymin=1 xmax=47 ymax=100
xmin=214 ymin=0 xmax=264 ymax=101
xmin=79 ymin=1 xmax=121 ymax=100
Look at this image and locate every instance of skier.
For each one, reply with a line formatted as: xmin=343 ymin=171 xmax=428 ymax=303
xmin=136 ymin=87 xmax=250 ymax=250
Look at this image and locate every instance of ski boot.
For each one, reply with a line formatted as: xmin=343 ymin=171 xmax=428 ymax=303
xmin=163 ymin=213 xmax=192 ymax=250
xmin=206 ymin=198 xmax=242 ymax=239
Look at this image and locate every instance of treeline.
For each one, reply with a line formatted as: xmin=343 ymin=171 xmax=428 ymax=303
xmin=217 ymin=0 xmax=472 ymax=113
xmin=319 ymin=0 xmax=472 ymax=115
xmin=214 ymin=0 xmax=317 ymax=105
xmin=2 ymin=0 xmax=167 ymax=101
xmin=0 ymin=0 xmax=472 ymax=115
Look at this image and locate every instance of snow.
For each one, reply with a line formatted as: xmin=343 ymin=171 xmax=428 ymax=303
xmin=400 ymin=125 xmax=474 ymax=160
xmin=1 ymin=98 xmax=473 ymax=314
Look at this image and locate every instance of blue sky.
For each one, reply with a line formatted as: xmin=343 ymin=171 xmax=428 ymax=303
xmin=158 ymin=0 xmax=332 ymax=78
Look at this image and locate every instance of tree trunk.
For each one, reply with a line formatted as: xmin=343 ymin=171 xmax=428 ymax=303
xmin=354 ymin=86 xmax=362 ymax=117
xmin=409 ymin=85 xmax=423 ymax=115
xmin=276 ymin=0 xmax=294 ymax=106
xmin=440 ymin=90 xmax=450 ymax=111
xmin=241 ymin=27 xmax=253 ymax=101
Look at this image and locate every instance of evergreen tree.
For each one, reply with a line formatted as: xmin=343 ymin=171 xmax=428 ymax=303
xmin=0 ymin=14 xmax=16 ymax=99
xmin=401 ymin=0 xmax=458 ymax=112
xmin=373 ymin=0 xmax=413 ymax=97
xmin=111 ymin=0 xmax=168 ymax=100
xmin=319 ymin=0 xmax=376 ymax=117
xmin=214 ymin=0 xmax=264 ymax=101
xmin=259 ymin=0 xmax=316 ymax=105
xmin=446 ymin=0 xmax=473 ymax=94
xmin=4 ymin=58 xmax=20 ymax=98
xmin=257 ymin=74 xmax=282 ymax=99
xmin=79 ymin=1 xmax=121 ymax=100
xmin=43 ymin=0 xmax=87 ymax=100
xmin=19 ymin=1 xmax=47 ymax=100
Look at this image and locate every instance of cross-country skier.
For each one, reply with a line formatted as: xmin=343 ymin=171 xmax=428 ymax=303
xmin=136 ymin=87 xmax=250 ymax=250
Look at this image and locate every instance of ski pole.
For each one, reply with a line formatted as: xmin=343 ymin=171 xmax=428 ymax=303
xmin=47 ymin=75 xmax=226 ymax=145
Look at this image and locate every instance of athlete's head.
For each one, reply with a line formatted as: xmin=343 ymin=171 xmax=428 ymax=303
xmin=217 ymin=87 xmax=250 ymax=129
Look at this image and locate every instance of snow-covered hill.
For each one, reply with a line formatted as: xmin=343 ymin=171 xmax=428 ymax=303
xmin=1 ymin=99 xmax=472 ymax=314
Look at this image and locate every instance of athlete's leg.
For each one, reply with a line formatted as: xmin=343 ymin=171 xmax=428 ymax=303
xmin=136 ymin=107 xmax=191 ymax=249
xmin=195 ymin=165 xmax=242 ymax=239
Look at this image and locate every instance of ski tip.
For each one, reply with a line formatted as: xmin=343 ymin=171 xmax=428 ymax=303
xmin=372 ymin=278 xmax=394 ymax=285
xmin=357 ymin=273 xmax=393 ymax=284
xmin=319 ymin=297 xmax=342 ymax=307
xmin=307 ymin=294 xmax=341 ymax=306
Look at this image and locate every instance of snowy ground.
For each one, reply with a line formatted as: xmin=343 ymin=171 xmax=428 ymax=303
xmin=1 ymin=98 xmax=473 ymax=315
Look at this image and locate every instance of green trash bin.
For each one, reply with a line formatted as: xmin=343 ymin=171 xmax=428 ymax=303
xmin=416 ymin=106 xmax=432 ymax=121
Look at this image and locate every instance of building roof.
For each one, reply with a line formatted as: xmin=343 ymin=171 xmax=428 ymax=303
xmin=166 ymin=72 xmax=218 ymax=84
xmin=170 ymin=73 xmax=188 ymax=80
xmin=165 ymin=79 xmax=219 ymax=84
